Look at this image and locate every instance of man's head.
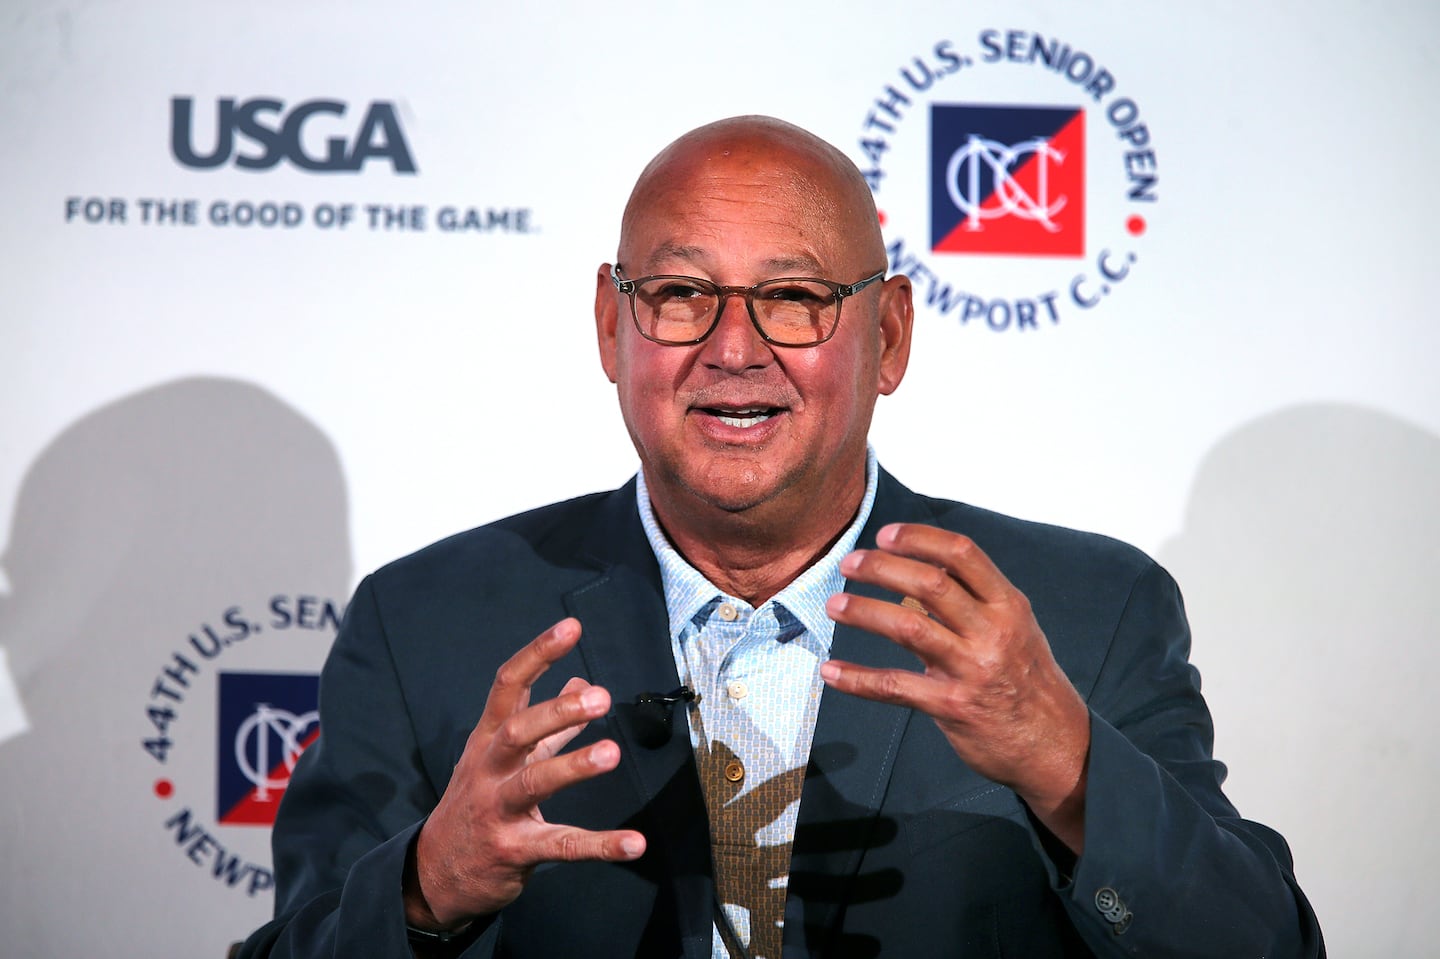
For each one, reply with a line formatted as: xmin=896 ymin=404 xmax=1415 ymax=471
xmin=595 ymin=116 xmax=912 ymax=543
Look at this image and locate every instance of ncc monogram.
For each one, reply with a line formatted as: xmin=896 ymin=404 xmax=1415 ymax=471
xmin=234 ymin=702 xmax=320 ymax=803
xmin=947 ymin=135 xmax=1068 ymax=234
xmin=170 ymin=96 xmax=418 ymax=173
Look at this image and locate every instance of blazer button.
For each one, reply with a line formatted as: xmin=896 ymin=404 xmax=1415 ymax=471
xmin=723 ymin=760 xmax=745 ymax=783
xmin=1094 ymin=887 xmax=1128 ymax=924
xmin=1113 ymin=911 xmax=1133 ymax=935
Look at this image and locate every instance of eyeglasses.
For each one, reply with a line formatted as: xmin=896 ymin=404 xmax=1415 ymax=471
xmin=610 ymin=264 xmax=885 ymax=347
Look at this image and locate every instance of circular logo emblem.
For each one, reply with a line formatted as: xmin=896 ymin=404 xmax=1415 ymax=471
xmin=139 ymin=592 xmax=340 ymax=898
xmin=854 ymin=30 xmax=1160 ymax=333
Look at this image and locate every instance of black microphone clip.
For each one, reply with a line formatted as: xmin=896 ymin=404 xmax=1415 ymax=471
xmin=625 ymin=685 xmax=695 ymax=749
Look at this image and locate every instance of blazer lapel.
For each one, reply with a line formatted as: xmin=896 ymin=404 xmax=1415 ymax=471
xmin=784 ymin=471 xmax=931 ymax=958
xmin=564 ymin=482 xmax=716 ymax=959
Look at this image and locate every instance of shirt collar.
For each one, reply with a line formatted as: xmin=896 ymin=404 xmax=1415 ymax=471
xmin=636 ymin=448 xmax=879 ymax=647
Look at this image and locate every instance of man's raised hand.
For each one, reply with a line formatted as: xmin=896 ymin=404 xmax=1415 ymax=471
xmin=404 ymin=618 xmax=646 ymax=932
xmin=821 ymin=523 xmax=1091 ymax=853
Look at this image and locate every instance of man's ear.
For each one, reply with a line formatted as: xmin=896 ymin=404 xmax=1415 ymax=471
xmin=876 ymin=273 xmax=913 ymax=396
xmin=595 ymin=263 xmax=620 ymax=384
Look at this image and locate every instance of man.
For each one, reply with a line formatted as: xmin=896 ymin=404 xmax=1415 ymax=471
xmin=241 ymin=116 xmax=1323 ymax=958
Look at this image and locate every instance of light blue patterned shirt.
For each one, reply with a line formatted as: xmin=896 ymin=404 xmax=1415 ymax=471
xmin=635 ymin=449 xmax=879 ymax=959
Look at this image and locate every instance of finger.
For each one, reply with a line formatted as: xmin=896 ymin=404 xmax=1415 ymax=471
xmin=533 ymin=677 xmax=596 ymax=761
xmin=874 ymin=524 xmax=1017 ymax=603
xmin=818 ymin=658 xmax=952 ymax=714
xmin=837 ymin=548 xmax=990 ymax=639
xmin=826 ymin=591 xmax=968 ymax=672
xmin=477 ymin=618 xmax=583 ymax=735
xmin=533 ymin=824 xmax=647 ymax=864
xmin=558 ymin=676 xmax=591 ymax=696
xmin=496 ymin=683 xmax=611 ymax=764
xmin=499 ymin=738 xmax=624 ymax=812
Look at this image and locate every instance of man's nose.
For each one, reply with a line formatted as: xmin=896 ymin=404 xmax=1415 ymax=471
xmin=698 ymin=293 xmax=772 ymax=371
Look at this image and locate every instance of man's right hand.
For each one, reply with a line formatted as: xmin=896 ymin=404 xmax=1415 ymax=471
xmin=402 ymin=617 xmax=646 ymax=932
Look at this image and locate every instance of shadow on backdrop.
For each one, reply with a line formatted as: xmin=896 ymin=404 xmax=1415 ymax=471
xmin=1158 ymin=402 xmax=1439 ymax=958
xmin=0 ymin=377 xmax=352 ymax=958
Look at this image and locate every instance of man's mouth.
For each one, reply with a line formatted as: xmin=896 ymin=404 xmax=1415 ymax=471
xmin=702 ymin=407 xmax=782 ymax=429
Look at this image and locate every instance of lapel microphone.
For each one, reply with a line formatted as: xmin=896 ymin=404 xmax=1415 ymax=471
xmin=625 ymin=685 xmax=695 ymax=748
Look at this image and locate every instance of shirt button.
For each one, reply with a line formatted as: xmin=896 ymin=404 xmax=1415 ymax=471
xmin=727 ymin=681 xmax=748 ymax=700
xmin=723 ymin=760 xmax=745 ymax=783
xmin=717 ymin=602 xmax=739 ymax=622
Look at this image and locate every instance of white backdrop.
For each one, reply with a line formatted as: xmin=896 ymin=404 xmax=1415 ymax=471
xmin=2 ymin=1 xmax=1436 ymax=955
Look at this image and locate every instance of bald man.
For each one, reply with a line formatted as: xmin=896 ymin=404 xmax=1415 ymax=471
xmin=241 ymin=118 xmax=1323 ymax=959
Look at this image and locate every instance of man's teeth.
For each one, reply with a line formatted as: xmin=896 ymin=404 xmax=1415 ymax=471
xmin=716 ymin=410 xmax=773 ymax=428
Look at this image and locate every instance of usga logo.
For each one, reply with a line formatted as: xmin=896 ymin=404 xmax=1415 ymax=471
xmin=171 ymin=97 xmax=417 ymax=173
xmin=855 ymin=30 xmax=1160 ymax=332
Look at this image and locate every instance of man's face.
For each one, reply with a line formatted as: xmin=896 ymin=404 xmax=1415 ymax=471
xmin=595 ymin=139 xmax=912 ymax=529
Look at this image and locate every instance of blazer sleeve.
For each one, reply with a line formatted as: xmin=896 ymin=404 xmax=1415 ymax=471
xmin=1050 ymin=560 xmax=1326 ymax=957
xmin=236 ymin=574 xmax=497 ymax=959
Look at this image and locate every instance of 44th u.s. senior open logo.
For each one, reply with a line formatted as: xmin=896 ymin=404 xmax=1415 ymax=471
xmin=855 ymin=30 xmax=1159 ymax=332
xmin=141 ymin=594 xmax=338 ymax=898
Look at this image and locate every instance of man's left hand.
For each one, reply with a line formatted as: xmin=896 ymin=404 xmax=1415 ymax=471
xmin=821 ymin=522 xmax=1091 ymax=853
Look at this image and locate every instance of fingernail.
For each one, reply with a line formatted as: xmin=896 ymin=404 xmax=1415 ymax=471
xmin=592 ymin=741 xmax=618 ymax=766
xmin=621 ymin=836 xmax=644 ymax=857
xmin=580 ymin=687 xmax=606 ymax=712
xmin=820 ymin=662 xmax=840 ymax=683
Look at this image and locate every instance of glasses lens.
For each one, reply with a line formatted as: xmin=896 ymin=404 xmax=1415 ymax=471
xmin=752 ymin=279 xmax=839 ymax=345
xmin=635 ymin=278 xmax=717 ymax=343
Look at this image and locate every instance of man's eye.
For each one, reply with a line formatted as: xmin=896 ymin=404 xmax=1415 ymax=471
xmin=655 ymin=282 xmax=708 ymax=300
xmin=764 ymin=284 xmax=826 ymax=303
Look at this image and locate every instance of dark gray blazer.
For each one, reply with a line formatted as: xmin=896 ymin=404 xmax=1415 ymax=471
xmin=241 ymin=470 xmax=1323 ymax=958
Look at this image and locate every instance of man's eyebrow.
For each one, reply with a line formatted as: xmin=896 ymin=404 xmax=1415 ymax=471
xmin=642 ymin=243 xmax=707 ymax=271
xmin=760 ymin=254 xmax=826 ymax=275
